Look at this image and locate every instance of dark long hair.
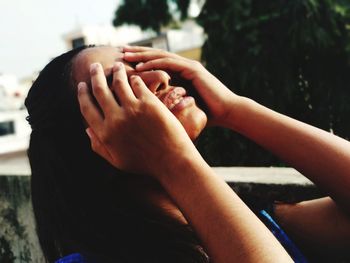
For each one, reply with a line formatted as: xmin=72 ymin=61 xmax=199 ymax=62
xmin=25 ymin=46 xmax=209 ymax=263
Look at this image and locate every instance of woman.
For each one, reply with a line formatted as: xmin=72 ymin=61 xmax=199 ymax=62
xmin=27 ymin=44 xmax=295 ymax=263
xmin=25 ymin=45 xmax=211 ymax=263
xmin=75 ymin=45 xmax=295 ymax=263
xmin=78 ymin=46 xmax=350 ymax=262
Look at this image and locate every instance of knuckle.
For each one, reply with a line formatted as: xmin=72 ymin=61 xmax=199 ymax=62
xmin=135 ymin=53 xmax=145 ymax=60
xmin=113 ymin=78 xmax=124 ymax=87
xmin=80 ymin=104 xmax=89 ymax=115
xmin=133 ymin=82 xmax=142 ymax=91
xmin=192 ymin=60 xmax=202 ymax=68
xmin=93 ymin=84 xmax=105 ymax=95
xmin=191 ymin=60 xmax=204 ymax=72
xmin=156 ymin=50 xmax=166 ymax=56
xmin=155 ymin=70 xmax=170 ymax=82
xmin=144 ymin=61 xmax=154 ymax=69
xmin=131 ymin=76 xmax=142 ymax=85
xmin=126 ymin=104 xmax=140 ymax=116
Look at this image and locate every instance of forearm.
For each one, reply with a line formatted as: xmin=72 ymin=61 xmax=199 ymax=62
xmin=227 ymin=97 xmax=350 ymax=211
xmin=158 ymin=152 xmax=292 ymax=263
xmin=274 ymin=197 xmax=350 ymax=254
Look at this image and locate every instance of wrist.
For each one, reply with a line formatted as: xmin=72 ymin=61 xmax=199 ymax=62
xmin=156 ymin=146 xmax=209 ymax=189
xmin=221 ymin=95 xmax=250 ymax=130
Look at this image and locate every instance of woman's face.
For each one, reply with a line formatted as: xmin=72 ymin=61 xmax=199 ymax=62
xmin=72 ymin=46 xmax=207 ymax=140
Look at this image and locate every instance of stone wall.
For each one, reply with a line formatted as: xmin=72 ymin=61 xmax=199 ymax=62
xmin=0 ymin=154 xmax=331 ymax=262
xmin=0 ymin=175 xmax=44 ymax=262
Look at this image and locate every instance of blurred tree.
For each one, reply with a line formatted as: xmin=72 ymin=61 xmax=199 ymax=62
xmin=113 ymin=0 xmax=350 ymax=166
xmin=195 ymin=0 xmax=350 ymax=166
xmin=113 ymin=0 xmax=192 ymax=33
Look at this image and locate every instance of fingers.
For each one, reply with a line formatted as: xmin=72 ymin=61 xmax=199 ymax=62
xmin=122 ymin=45 xmax=159 ymax=52
xmin=111 ymin=62 xmax=137 ymax=103
xmin=123 ymin=50 xmax=180 ymax=63
xmin=129 ymin=75 xmax=154 ymax=99
xmin=134 ymin=57 xmax=194 ymax=75
xmin=133 ymin=70 xmax=171 ymax=94
xmin=90 ymin=63 xmax=119 ymax=117
xmin=77 ymin=82 xmax=103 ymax=130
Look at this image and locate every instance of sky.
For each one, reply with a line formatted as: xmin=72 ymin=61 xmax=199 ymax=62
xmin=0 ymin=0 xmax=121 ymax=79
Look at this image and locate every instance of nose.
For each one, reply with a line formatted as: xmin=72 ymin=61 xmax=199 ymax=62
xmin=135 ymin=70 xmax=171 ymax=94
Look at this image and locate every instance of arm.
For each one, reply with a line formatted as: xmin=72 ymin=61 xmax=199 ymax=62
xmin=160 ymin=150 xmax=292 ymax=263
xmin=77 ymin=62 xmax=292 ymax=263
xmin=123 ymin=46 xmax=350 ymax=213
xmin=274 ymin=197 xmax=350 ymax=255
xmin=227 ymin=97 xmax=350 ymax=212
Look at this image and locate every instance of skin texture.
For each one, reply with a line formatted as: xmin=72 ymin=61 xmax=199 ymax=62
xmin=73 ymin=46 xmax=207 ymax=141
xmin=78 ymin=46 xmax=350 ymax=261
xmin=77 ymin=47 xmax=293 ymax=263
xmin=121 ymin=46 xmax=350 ymax=257
xmin=73 ymin=46 xmax=209 ymax=223
xmin=122 ymin=46 xmax=350 ymax=210
xmin=274 ymin=197 xmax=350 ymax=256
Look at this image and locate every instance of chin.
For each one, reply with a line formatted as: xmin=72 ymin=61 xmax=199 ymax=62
xmin=174 ymin=106 xmax=207 ymax=141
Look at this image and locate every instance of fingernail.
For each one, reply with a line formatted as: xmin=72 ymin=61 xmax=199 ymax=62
xmin=85 ymin=128 xmax=92 ymax=139
xmin=90 ymin=63 xmax=100 ymax=74
xmin=113 ymin=62 xmax=123 ymax=72
xmin=124 ymin=52 xmax=134 ymax=57
xmin=136 ymin=62 xmax=144 ymax=69
xmin=78 ymin=82 xmax=87 ymax=93
xmin=130 ymin=75 xmax=139 ymax=81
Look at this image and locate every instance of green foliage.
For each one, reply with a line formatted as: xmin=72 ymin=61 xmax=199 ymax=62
xmin=196 ymin=0 xmax=350 ymax=166
xmin=113 ymin=0 xmax=191 ymax=32
xmin=0 ymin=237 xmax=16 ymax=263
xmin=113 ymin=0 xmax=350 ymax=166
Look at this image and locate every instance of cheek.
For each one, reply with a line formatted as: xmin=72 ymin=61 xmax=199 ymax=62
xmin=173 ymin=105 xmax=207 ymax=140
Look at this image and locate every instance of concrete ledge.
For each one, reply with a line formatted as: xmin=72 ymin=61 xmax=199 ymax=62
xmin=0 ymin=158 xmax=326 ymax=262
xmin=0 ymin=152 xmax=314 ymax=186
xmin=0 ymin=151 xmax=30 ymax=176
xmin=213 ymin=167 xmax=314 ymax=186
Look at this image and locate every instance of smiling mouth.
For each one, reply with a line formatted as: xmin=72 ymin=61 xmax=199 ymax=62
xmin=161 ymin=87 xmax=187 ymax=110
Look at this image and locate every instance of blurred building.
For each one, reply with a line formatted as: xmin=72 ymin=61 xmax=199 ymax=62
xmin=63 ymin=24 xmax=154 ymax=50
xmin=166 ymin=19 xmax=205 ymax=61
xmin=0 ymin=74 xmax=31 ymax=156
xmin=0 ymin=74 xmax=21 ymax=111
xmin=63 ymin=20 xmax=205 ymax=61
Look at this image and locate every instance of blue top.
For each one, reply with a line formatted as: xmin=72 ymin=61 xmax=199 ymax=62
xmin=259 ymin=210 xmax=308 ymax=263
xmin=56 ymin=210 xmax=308 ymax=263
xmin=55 ymin=253 xmax=96 ymax=263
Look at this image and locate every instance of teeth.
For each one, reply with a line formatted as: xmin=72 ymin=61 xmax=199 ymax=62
xmin=170 ymin=92 xmax=178 ymax=99
xmin=168 ymin=98 xmax=183 ymax=110
xmin=163 ymin=87 xmax=186 ymax=110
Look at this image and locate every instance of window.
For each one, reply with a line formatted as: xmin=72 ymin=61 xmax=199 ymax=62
xmin=0 ymin=121 xmax=15 ymax=136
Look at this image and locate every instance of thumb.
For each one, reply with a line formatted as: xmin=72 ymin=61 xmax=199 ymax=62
xmin=85 ymin=128 xmax=116 ymax=165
